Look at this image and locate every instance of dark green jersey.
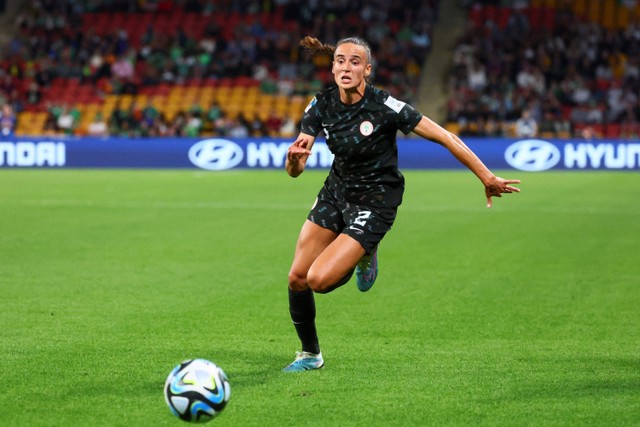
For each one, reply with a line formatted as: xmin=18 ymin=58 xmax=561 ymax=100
xmin=301 ymin=84 xmax=422 ymax=208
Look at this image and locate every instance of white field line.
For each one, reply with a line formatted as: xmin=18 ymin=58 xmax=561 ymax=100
xmin=10 ymin=198 xmax=637 ymax=215
xmin=15 ymin=198 xmax=311 ymax=211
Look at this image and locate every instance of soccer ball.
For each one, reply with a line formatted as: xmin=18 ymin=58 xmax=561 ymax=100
xmin=164 ymin=358 xmax=231 ymax=423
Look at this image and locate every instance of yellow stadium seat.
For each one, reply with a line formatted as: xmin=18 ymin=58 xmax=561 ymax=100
xmin=445 ymin=122 xmax=460 ymax=134
xmin=602 ymin=0 xmax=616 ymax=29
xmin=587 ymin=0 xmax=601 ymax=23
xmin=572 ymin=0 xmax=586 ymax=17
xmin=617 ymin=3 xmax=629 ymax=28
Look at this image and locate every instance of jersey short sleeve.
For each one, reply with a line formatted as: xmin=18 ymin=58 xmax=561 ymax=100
xmin=300 ymin=96 xmax=323 ymax=136
xmin=382 ymin=94 xmax=422 ymax=135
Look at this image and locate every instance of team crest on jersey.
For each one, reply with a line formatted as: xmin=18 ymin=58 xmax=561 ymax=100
xmin=359 ymin=121 xmax=373 ymax=136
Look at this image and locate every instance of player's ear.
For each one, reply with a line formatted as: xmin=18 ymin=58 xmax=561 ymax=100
xmin=365 ymin=63 xmax=372 ymax=77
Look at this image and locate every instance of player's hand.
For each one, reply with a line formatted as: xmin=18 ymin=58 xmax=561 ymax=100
xmin=485 ymin=177 xmax=521 ymax=208
xmin=287 ymin=138 xmax=312 ymax=163
xmin=286 ymin=136 xmax=314 ymax=178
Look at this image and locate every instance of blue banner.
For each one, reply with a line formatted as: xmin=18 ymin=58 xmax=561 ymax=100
xmin=1 ymin=137 xmax=639 ymax=171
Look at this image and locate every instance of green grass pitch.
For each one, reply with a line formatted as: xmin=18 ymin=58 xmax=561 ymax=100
xmin=1 ymin=169 xmax=639 ymax=426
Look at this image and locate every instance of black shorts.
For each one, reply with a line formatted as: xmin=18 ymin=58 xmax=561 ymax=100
xmin=307 ymin=186 xmax=398 ymax=254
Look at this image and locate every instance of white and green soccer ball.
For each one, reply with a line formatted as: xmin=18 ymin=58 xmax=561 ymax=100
xmin=164 ymin=358 xmax=231 ymax=423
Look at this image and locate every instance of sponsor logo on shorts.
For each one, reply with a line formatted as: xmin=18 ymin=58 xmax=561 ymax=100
xmin=349 ymin=225 xmax=364 ymax=235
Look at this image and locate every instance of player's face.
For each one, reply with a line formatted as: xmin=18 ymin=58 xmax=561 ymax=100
xmin=332 ymin=43 xmax=371 ymax=91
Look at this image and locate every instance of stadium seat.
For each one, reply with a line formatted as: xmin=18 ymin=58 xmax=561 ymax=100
xmin=572 ymin=0 xmax=587 ymax=19
xmin=468 ymin=4 xmax=483 ymax=28
xmin=602 ymin=0 xmax=616 ymax=29
xmin=588 ymin=0 xmax=601 ymax=23
xmin=605 ymin=124 xmax=621 ymax=138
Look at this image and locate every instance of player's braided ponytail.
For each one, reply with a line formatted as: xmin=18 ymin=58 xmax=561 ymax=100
xmin=300 ymin=36 xmax=372 ymax=64
xmin=299 ymin=36 xmax=336 ymax=57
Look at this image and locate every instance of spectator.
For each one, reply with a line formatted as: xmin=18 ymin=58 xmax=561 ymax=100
xmin=467 ymin=58 xmax=488 ymax=92
xmin=585 ymin=101 xmax=605 ymax=124
xmin=149 ymin=113 xmax=170 ymax=137
xmin=25 ymin=82 xmax=42 ymax=106
xmin=235 ymin=112 xmax=252 ymax=136
xmin=280 ymin=116 xmax=297 ymax=138
xmin=539 ymin=111 xmax=559 ymax=137
xmin=206 ymin=100 xmax=223 ymax=118
xmin=0 ymin=103 xmax=16 ymax=136
xmin=514 ymin=109 xmax=538 ymax=138
xmin=57 ymin=105 xmax=79 ymax=135
xmin=169 ymin=112 xmax=188 ymax=136
xmin=141 ymin=100 xmax=160 ymax=127
xmin=206 ymin=100 xmax=224 ymax=129
xmin=264 ymin=110 xmax=283 ymax=137
xmin=111 ymin=53 xmax=135 ymax=81
xmin=109 ymin=101 xmax=131 ymax=134
xmin=228 ymin=117 xmax=250 ymax=138
xmin=87 ymin=112 xmax=108 ymax=136
xmin=250 ymin=114 xmax=268 ymax=137
xmin=184 ymin=111 xmax=203 ymax=137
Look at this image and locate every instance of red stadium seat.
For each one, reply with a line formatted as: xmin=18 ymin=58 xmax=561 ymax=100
xmin=484 ymin=5 xmax=499 ymax=25
xmin=527 ymin=7 xmax=543 ymax=29
xmin=605 ymin=124 xmax=621 ymax=138
xmin=497 ymin=7 xmax=512 ymax=29
xmin=541 ymin=6 xmax=556 ymax=30
xmin=469 ymin=4 xmax=483 ymax=28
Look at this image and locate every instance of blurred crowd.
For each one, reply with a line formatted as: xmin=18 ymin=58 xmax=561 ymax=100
xmin=40 ymin=99 xmax=301 ymax=138
xmin=0 ymin=0 xmax=438 ymax=138
xmin=447 ymin=1 xmax=640 ymax=139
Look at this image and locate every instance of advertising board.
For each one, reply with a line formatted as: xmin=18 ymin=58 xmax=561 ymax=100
xmin=1 ymin=137 xmax=638 ymax=171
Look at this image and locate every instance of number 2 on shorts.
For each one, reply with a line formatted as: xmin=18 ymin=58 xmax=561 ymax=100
xmin=354 ymin=210 xmax=371 ymax=227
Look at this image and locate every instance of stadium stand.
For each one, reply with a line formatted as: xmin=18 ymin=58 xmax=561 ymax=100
xmin=0 ymin=0 xmax=438 ymax=138
xmin=447 ymin=0 xmax=640 ymax=139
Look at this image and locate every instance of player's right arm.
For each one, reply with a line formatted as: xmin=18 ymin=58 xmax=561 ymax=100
xmin=286 ymin=132 xmax=316 ymax=177
xmin=412 ymin=115 xmax=520 ymax=208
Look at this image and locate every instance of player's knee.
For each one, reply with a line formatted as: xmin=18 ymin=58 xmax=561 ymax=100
xmin=311 ymin=268 xmax=354 ymax=294
xmin=288 ymin=269 xmax=308 ymax=291
xmin=306 ymin=269 xmax=334 ymax=294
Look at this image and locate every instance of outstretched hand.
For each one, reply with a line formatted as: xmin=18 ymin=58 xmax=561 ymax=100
xmin=485 ymin=177 xmax=521 ymax=208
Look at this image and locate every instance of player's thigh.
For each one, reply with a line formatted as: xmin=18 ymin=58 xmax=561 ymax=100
xmin=289 ymin=220 xmax=339 ymax=280
xmin=307 ymin=233 xmax=366 ymax=289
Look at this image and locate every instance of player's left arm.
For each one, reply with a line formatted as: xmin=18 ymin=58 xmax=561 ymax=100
xmin=412 ymin=115 xmax=521 ymax=208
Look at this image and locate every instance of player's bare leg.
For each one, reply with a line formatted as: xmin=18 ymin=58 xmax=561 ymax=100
xmin=284 ymin=222 xmax=364 ymax=372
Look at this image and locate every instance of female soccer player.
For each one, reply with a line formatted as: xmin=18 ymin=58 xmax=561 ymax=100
xmin=283 ymin=36 xmax=520 ymax=372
